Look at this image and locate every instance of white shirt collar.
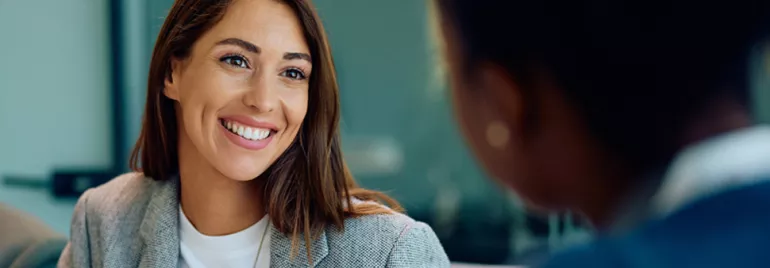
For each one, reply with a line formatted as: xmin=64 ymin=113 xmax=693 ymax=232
xmin=651 ymin=125 xmax=770 ymax=218
xmin=179 ymin=206 xmax=270 ymax=251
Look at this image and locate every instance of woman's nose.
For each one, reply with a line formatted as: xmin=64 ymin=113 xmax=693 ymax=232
xmin=242 ymin=76 xmax=277 ymax=113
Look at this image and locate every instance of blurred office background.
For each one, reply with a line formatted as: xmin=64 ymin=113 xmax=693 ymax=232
xmin=1 ymin=0 xmax=769 ymax=265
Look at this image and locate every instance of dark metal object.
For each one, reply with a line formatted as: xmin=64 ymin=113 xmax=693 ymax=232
xmin=108 ymin=0 xmax=127 ymax=173
xmin=52 ymin=171 xmax=115 ymax=198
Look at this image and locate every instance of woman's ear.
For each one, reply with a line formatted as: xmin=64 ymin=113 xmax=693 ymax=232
xmin=164 ymin=58 xmax=184 ymax=101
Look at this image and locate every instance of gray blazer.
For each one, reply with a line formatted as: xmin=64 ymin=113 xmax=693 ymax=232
xmin=0 ymin=204 xmax=67 ymax=268
xmin=56 ymin=173 xmax=450 ymax=268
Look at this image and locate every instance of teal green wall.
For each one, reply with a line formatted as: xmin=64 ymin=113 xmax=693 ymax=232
xmin=0 ymin=0 xmax=111 ymax=234
xmin=0 ymin=0 xmax=111 ymax=176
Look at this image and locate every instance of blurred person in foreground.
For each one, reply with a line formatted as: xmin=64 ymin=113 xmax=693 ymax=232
xmin=58 ymin=0 xmax=448 ymax=267
xmin=0 ymin=204 xmax=65 ymax=268
xmin=434 ymin=0 xmax=770 ymax=267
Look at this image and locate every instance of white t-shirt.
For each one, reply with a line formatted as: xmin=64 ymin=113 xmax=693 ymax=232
xmin=179 ymin=207 xmax=271 ymax=268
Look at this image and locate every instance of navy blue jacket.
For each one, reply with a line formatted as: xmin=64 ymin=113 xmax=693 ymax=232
xmin=543 ymin=181 xmax=770 ymax=268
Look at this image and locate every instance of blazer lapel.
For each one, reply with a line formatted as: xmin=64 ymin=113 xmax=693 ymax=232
xmin=270 ymin=225 xmax=329 ymax=267
xmin=138 ymin=177 xmax=180 ymax=268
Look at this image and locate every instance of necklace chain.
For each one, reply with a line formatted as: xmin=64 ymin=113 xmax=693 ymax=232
xmin=253 ymin=220 xmax=270 ymax=267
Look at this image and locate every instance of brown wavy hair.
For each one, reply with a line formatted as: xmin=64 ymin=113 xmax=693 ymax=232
xmin=129 ymin=0 xmax=401 ymax=259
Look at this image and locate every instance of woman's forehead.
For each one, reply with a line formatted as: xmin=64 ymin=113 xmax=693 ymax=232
xmin=199 ymin=0 xmax=310 ymax=55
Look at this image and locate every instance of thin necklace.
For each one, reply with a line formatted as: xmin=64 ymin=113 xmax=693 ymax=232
xmin=253 ymin=219 xmax=270 ymax=267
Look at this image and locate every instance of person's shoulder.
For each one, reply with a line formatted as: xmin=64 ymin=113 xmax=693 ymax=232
xmin=333 ymin=202 xmax=427 ymax=243
xmin=76 ymin=172 xmax=163 ymax=226
xmin=63 ymin=172 xmax=173 ymax=266
xmin=344 ymin=208 xmax=417 ymax=234
xmin=324 ymin=204 xmax=449 ymax=267
xmin=0 ymin=204 xmax=66 ymax=267
xmin=82 ymin=172 xmax=157 ymax=211
xmin=543 ymin=182 xmax=770 ymax=268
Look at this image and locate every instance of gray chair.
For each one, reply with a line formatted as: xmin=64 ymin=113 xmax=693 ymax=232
xmin=0 ymin=204 xmax=66 ymax=268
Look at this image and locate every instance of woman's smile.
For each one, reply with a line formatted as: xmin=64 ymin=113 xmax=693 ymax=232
xmin=218 ymin=116 xmax=278 ymax=150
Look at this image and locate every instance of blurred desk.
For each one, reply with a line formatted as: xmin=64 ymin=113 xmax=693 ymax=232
xmin=452 ymin=264 xmax=525 ymax=268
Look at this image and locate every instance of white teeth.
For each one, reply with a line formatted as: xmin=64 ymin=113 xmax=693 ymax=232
xmin=255 ymin=129 xmax=269 ymax=140
xmin=244 ymin=127 xmax=253 ymax=139
xmin=222 ymin=120 xmax=271 ymax=141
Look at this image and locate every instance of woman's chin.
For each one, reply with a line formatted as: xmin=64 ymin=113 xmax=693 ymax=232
xmin=227 ymin=174 xmax=260 ymax=182
xmin=209 ymin=151 xmax=274 ymax=181
xmin=215 ymin=163 xmax=269 ymax=182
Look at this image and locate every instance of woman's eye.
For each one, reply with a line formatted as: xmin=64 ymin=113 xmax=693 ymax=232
xmin=281 ymin=68 xmax=307 ymax=80
xmin=220 ymin=55 xmax=249 ymax=69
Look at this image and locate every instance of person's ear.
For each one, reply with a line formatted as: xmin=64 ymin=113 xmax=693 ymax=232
xmin=476 ymin=63 xmax=526 ymax=144
xmin=164 ymin=58 xmax=184 ymax=101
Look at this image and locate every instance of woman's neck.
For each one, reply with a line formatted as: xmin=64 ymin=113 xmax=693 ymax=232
xmin=178 ymin=135 xmax=265 ymax=236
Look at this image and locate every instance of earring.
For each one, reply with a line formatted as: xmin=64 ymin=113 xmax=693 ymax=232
xmin=486 ymin=121 xmax=510 ymax=149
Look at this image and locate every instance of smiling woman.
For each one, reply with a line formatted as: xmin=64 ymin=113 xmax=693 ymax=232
xmin=56 ymin=0 xmax=449 ymax=267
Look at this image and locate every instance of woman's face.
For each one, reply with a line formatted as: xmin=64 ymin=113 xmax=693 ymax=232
xmin=164 ymin=0 xmax=311 ymax=181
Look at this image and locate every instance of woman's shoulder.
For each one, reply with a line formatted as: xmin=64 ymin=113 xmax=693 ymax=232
xmin=323 ymin=207 xmax=450 ymax=266
xmin=61 ymin=172 xmax=174 ymax=266
xmin=336 ymin=209 xmax=440 ymax=246
xmin=339 ymin=209 xmax=424 ymax=238
xmin=75 ymin=172 xmax=163 ymax=222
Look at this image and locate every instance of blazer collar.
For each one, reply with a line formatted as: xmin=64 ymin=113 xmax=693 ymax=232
xmin=138 ymin=176 xmax=180 ymax=267
xmin=270 ymin=224 xmax=330 ymax=267
xmin=135 ymin=175 xmax=331 ymax=267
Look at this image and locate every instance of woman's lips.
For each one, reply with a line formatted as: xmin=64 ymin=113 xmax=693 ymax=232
xmin=219 ymin=118 xmax=275 ymax=150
